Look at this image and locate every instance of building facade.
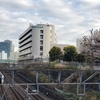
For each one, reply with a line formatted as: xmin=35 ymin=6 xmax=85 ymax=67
xmin=0 ymin=51 xmax=7 ymax=60
xmin=9 ymin=52 xmax=18 ymax=60
xmin=0 ymin=39 xmax=18 ymax=61
xmin=18 ymin=23 xmax=57 ymax=63
xmin=0 ymin=40 xmax=14 ymax=58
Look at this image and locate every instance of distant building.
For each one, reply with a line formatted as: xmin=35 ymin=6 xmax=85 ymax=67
xmin=4 ymin=39 xmax=14 ymax=52
xmin=76 ymin=38 xmax=83 ymax=53
xmin=18 ymin=23 xmax=57 ymax=63
xmin=0 ymin=40 xmax=14 ymax=58
xmin=9 ymin=52 xmax=18 ymax=60
xmin=0 ymin=40 xmax=18 ymax=61
xmin=0 ymin=51 xmax=7 ymax=60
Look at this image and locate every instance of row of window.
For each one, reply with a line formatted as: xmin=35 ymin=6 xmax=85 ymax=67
xmin=19 ymin=29 xmax=32 ymax=40
xmin=19 ymin=41 xmax=32 ymax=48
xmin=40 ymin=30 xmax=43 ymax=55
xmin=19 ymin=53 xmax=32 ymax=58
xmin=20 ymin=47 xmax=32 ymax=54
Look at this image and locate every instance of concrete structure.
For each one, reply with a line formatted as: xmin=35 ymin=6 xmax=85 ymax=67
xmin=76 ymin=38 xmax=83 ymax=53
xmin=0 ymin=51 xmax=7 ymax=60
xmin=0 ymin=40 xmax=18 ymax=61
xmin=0 ymin=40 xmax=14 ymax=58
xmin=18 ymin=23 xmax=57 ymax=63
xmin=9 ymin=52 xmax=18 ymax=60
xmin=4 ymin=40 xmax=14 ymax=52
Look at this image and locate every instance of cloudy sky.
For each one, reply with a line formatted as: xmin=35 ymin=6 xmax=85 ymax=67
xmin=0 ymin=0 xmax=100 ymax=51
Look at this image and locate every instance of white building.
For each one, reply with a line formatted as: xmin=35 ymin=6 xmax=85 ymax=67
xmin=9 ymin=52 xmax=18 ymax=60
xmin=18 ymin=23 xmax=57 ymax=63
xmin=76 ymin=38 xmax=83 ymax=53
xmin=0 ymin=51 xmax=7 ymax=60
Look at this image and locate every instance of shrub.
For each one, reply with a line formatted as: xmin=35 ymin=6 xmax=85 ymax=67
xmin=54 ymin=64 xmax=66 ymax=69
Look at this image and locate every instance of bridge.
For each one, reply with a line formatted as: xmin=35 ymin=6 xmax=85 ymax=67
xmin=1 ymin=63 xmax=100 ymax=100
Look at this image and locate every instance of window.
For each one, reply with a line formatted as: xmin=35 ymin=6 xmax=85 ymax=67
xmin=40 ymin=30 xmax=43 ymax=33
xmin=40 ymin=40 xmax=43 ymax=45
xmin=40 ymin=46 xmax=43 ymax=51
xmin=40 ymin=35 xmax=43 ymax=39
xmin=40 ymin=52 xmax=43 ymax=56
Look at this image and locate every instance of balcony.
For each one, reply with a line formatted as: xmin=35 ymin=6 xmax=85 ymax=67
xmin=19 ymin=32 xmax=32 ymax=44
xmin=19 ymin=37 xmax=32 ymax=47
xmin=18 ymin=56 xmax=33 ymax=61
xmin=19 ymin=49 xmax=32 ymax=56
xmin=19 ymin=43 xmax=32 ymax=51
xmin=19 ymin=28 xmax=32 ymax=40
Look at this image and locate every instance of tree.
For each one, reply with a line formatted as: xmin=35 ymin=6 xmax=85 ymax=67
xmin=76 ymin=53 xmax=85 ymax=63
xmin=49 ymin=46 xmax=63 ymax=61
xmin=79 ymin=29 xmax=100 ymax=63
xmin=63 ymin=46 xmax=77 ymax=62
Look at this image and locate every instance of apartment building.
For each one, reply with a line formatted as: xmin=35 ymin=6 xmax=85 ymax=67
xmin=18 ymin=23 xmax=57 ymax=63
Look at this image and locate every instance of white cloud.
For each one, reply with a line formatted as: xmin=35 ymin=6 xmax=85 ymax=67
xmin=0 ymin=0 xmax=100 ymax=51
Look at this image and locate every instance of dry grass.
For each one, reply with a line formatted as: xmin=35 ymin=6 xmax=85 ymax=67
xmin=54 ymin=64 xmax=66 ymax=69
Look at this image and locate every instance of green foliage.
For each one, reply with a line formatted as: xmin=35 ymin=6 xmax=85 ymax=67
xmin=76 ymin=53 xmax=85 ymax=63
xmin=65 ymin=65 xmax=78 ymax=70
xmin=49 ymin=46 xmax=63 ymax=61
xmin=63 ymin=46 xmax=77 ymax=52
xmin=55 ymin=87 xmax=78 ymax=100
xmin=38 ymin=74 xmax=49 ymax=83
xmin=50 ymin=61 xmax=56 ymax=68
xmin=83 ymin=91 xmax=100 ymax=100
xmin=63 ymin=46 xmax=77 ymax=62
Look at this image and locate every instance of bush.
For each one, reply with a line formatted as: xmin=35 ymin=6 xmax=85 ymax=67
xmin=50 ymin=61 xmax=56 ymax=68
xmin=54 ymin=64 xmax=66 ymax=69
xmin=65 ymin=65 xmax=78 ymax=70
xmin=38 ymin=74 xmax=49 ymax=83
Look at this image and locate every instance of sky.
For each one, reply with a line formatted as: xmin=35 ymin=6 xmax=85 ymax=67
xmin=0 ymin=0 xmax=100 ymax=51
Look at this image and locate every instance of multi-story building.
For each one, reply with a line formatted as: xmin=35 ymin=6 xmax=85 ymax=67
xmin=9 ymin=52 xmax=18 ymax=60
xmin=0 ymin=39 xmax=18 ymax=61
xmin=0 ymin=40 xmax=14 ymax=58
xmin=0 ymin=51 xmax=7 ymax=60
xmin=18 ymin=23 xmax=57 ymax=63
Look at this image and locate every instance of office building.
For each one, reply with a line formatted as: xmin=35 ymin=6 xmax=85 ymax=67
xmin=0 ymin=51 xmax=7 ymax=60
xmin=9 ymin=52 xmax=18 ymax=60
xmin=0 ymin=40 xmax=14 ymax=58
xmin=18 ymin=23 xmax=57 ymax=63
xmin=0 ymin=40 xmax=18 ymax=61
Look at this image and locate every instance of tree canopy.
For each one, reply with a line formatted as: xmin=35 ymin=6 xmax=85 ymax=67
xmin=76 ymin=53 xmax=85 ymax=63
xmin=49 ymin=46 xmax=63 ymax=61
xmin=63 ymin=46 xmax=77 ymax=62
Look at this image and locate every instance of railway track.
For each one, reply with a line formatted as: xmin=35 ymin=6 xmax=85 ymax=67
xmin=0 ymin=71 xmax=46 ymax=100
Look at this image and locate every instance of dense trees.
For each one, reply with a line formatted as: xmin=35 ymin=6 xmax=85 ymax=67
xmin=63 ymin=46 xmax=77 ymax=62
xmin=76 ymin=53 xmax=85 ymax=63
xmin=49 ymin=46 xmax=85 ymax=63
xmin=49 ymin=46 xmax=63 ymax=61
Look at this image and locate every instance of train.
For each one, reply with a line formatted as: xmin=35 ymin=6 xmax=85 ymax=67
xmin=0 ymin=72 xmax=4 ymax=84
